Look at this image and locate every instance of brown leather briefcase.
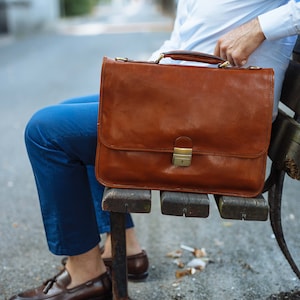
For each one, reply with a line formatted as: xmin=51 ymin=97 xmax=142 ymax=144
xmin=95 ymin=51 xmax=274 ymax=197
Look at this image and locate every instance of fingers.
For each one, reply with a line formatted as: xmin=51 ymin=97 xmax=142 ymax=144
xmin=213 ymin=18 xmax=265 ymax=67
xmin=222 ymin=49 xmax=247 ymax=67
xmin=214 ymin=39 xmax=247 ymax=67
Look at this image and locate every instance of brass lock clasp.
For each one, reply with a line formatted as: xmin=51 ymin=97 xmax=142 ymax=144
xmin=172 ymin=147 xmax=192 ymax=167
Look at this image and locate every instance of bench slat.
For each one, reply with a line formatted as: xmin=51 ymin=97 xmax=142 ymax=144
xmin=102 ymin=188 xmax=151 ymax=213
xmin=161 ymin=191 xmax=209 ymax=217
xmin=215 ymin=194 xmax=268 ymax=221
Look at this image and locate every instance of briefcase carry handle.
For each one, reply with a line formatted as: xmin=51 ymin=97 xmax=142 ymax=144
xmin=158 ymin=50 xmax=228 ymax=66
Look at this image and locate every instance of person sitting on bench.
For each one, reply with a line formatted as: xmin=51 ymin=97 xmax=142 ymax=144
xmin=10 ymin=0 xmax=300 ymax=299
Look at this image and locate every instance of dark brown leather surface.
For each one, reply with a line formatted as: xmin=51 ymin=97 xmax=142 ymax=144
xmin=96 ymin=51 xmax=274 ymax=197
xmin=9 ymin=269 xmax=112 ymax=300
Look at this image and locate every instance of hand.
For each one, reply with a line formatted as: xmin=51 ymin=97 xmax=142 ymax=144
xmin=214 ymin=18 xmax=266 ymax=67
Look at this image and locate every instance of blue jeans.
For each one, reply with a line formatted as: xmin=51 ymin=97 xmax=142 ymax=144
xmin=24 ymin=94 xmax=134 ymax=256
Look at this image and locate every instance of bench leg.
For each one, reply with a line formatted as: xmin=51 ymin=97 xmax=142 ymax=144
xmin=268 ymin=166 xmax=300 ymax=280
xmin=110 ymin=212 xmax=129 ymax=300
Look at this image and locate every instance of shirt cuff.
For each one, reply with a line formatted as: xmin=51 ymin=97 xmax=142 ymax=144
xmin=258 ymin=0 xmax=300 ymax=40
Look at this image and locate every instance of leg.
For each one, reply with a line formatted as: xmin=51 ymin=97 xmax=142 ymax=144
xmin=66 ymin=245 xmax=106 ymax=288
xmin=62 ymin=96 xmax=148 ymax=275
xmin=10 ymin=99 xmax=112 ymax=299
xmin=60 ymin=94 xmax=137 ymax=238
xmin=24 ymin=101 xmax=101 ymax=256
xmin=60 ymin=95 xmax=149 ymax=281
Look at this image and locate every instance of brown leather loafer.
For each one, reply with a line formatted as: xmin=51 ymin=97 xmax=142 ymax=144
xmin=9 ymin=268 xmax=112 ymax=300
xmin=103 ymin=250 xmax=149 ymax=281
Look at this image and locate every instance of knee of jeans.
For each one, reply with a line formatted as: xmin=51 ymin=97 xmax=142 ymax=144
xmin=24 ymin=107 xmax=54 ymax=150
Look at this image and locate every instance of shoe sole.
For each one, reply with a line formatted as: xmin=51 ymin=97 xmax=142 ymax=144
xmin=128 ymin=271 xmax=149 ymax=281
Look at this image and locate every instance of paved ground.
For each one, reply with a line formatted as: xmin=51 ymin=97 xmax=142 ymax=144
xmin=0 ymin=2 xmax=299 ymax=299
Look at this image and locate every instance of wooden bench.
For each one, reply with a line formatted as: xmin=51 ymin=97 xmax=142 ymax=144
xmin=101 ymin=56 xmax=300 ymax=300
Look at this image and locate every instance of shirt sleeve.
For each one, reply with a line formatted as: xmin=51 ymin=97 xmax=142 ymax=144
xmin=258 ymin=0 xmax=300 ymax=40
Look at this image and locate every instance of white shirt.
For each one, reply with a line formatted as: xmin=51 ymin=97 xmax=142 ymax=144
xmin=150 ymin=0 xmax=300 ymax=118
